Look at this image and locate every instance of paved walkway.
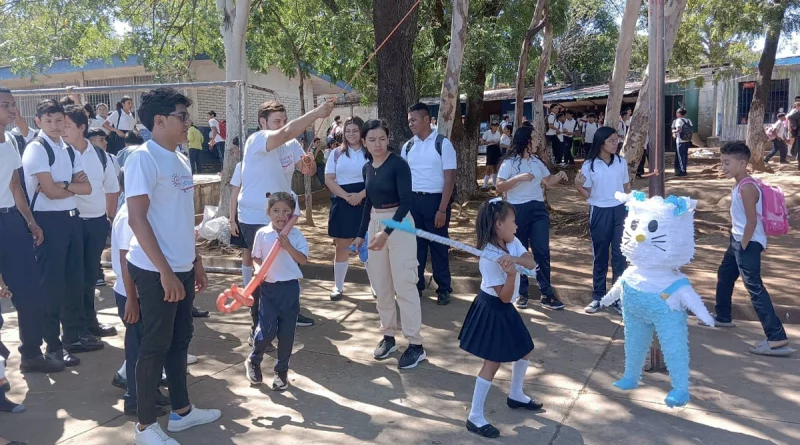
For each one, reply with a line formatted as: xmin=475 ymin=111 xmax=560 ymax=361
xmin=1 ymin=275 xmax=798 ymax=444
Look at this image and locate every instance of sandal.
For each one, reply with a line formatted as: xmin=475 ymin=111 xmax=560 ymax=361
xmin=466 ymin=420 xmax=500 ymax=438
xmin=749 ymin=339 xmax=794 ymax=357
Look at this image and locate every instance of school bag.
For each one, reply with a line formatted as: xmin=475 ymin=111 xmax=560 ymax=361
xmin=677 ymin=118 xmax=693 ymax=141
xmin=402 ymin=134 xmax=457 ymax=203
xmin=218 ymin=120 xmax=227 ymax=140
xmin=739 ymin=177 xmax=789 ymax=236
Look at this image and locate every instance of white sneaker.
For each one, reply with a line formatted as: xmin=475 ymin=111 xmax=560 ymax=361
xmin=187 ymin=354 xmax=198 ymax=365
xmin=167 ymin=405 xmax=221 ymax=433
xmin=134 ymin=423 xmax=180 ymax=445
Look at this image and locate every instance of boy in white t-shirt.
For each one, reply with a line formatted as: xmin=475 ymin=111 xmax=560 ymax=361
xmin=207 ymin=110 xmax=225 ymax=163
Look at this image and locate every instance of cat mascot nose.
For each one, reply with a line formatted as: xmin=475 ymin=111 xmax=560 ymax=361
xmin=635 ymin=234 xmax=646 ymax=242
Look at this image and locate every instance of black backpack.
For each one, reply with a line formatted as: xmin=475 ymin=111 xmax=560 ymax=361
xmin=6 ymin=131 xmax=29 ymax=199
xmin=402 ymin=133 xmax=457 ymax=203
xmin=677 ymin=118 xmax=693 ymax=140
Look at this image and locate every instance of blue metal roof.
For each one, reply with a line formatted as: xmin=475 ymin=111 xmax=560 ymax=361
xmin=774 ymin=55 xmax=800 ymax=66
xmin=0 ymin=55 xmax=141 ymax=81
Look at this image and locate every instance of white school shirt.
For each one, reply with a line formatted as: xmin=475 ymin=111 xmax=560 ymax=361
xmin=230 ymin=162 xmax=242 ymax=188
xmin=482 ymin=129 xmax=502 ymax=145
xmin=480 ymin=237 xmax=527 ymax=302
xmin=497 ymin=156 xmax=550 ymax=204
xmin=109 ymin=153 xmax=122 ymax=176
xmin=73 ymin=141 xmax=120 ymax=218
xmin=111 ymin=203 xmax=133 ymax=297
xmin=12 ymin=127 xmax=36 ymax=143
xmin=401 ymin=131 xmax=457 ymax=193
xmin=563 ymin=119 xmax=577 ymax=137
xmin=90 ymin=117 xmax=107 ymax=132
xmin=672 ymin=118 xmax=693 ymax=143
xmin=251 ymin=223 xmax=309 ymax=283
xmin=556 ymin=121 xmax=565 ymax=142
xmin=21 ymin=133 xmax=84 ymax=211
xmin=238 ymin=131 xmax=303 ymax=225
xmin=499 ymin=134 xmax=511 ymax=148
xmin=772 ymin=120 xmax=789 ymax=140
xmin=124 ymin=140 xmax=195 ymax=273
xmin=105 ymin=110 xmax=137 ymax=132
xmin=617 ymin=119 xmax=628 ymax=138
xmin=325 ymin=146 xmax=368 ymax=186
xmin=731 ymin=181 xmax=767 ymax=249
xmin=584 ymin=122 xmax=599 ymax=144
xmin=580 ymin=156 xmax=630 ymax=208
xmin=209 ymin=118 xmax=225 ymax=144
xmin=0 ymin=134 xmax=22 ymax=209
xmin=546 ymin=114 xmax=558 ymax=136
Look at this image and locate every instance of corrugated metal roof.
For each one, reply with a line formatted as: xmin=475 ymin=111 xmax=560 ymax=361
xmin=541 ymin=81 xmax=642 ymax=103
xmin=774 ymin=55 xmax=800 ymax=66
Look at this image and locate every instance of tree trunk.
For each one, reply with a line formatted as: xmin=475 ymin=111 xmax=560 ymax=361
xmin=216 ymin=0 xmax=250 ymax=218
xmin=746 ymin=5 xmax=786 ymax=171
xmin=605 ymin=0 xmax=642 ymax=128
xmin=298 ymin=72 xmax=315 ymax=226
xmin=459 ymin=67 xmax=487 ymax=203
xmin=437 ymin=0 xmax=469 ymax=137
xmin=514 ymin=0 xmax=547 ymax=130
xmin=620 ymin=0 xmax=687 ymax=174
xmin=373 ymin=0 xmax=419 ymax=149
xmin=533 ymin=19 xmax=554 ymax=168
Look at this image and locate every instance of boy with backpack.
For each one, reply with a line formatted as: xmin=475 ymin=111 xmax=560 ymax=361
xmin=671 ymin=108 xmax=693 ymax=177
xmin=708 ymin=141 xmax=791 ymax=357
xmin=764 ymin=112 xmax=790 ymax=164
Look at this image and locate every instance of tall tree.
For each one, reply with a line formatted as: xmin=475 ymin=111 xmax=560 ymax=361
xmin=532 ymin=18 xmax=554 ymax=166
xmin=605 ymin=0 xmax=642 ymax=128
xmin=438 ymin=0 xmax=470 ymax=138
xmin=514 ymin=0 xmax=547 ymax=130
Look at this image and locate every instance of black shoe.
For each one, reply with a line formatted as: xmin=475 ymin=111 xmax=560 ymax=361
xmin=507 ymin=397 xmax=544 ymax=410
xmin=373 ymin=336 xmax=397 ymax=360
xmin=64 ymin=336 xmax=104 ymax=353
xmin=124 ymin=403 xmax=169 ymax=417
xmin=95 ymin=278 xmax=107 ymax=287
xmin=330 ymin=289 xmax=343 ymax=301
xmin=436 ymin=291 xmax=451 ymax=306
xmin=245 ymin=357 xmax=263 ymax=385
xmin=112 ymin=372 xmax=127 ymax=390
xmin=272 ymin=370 xmax=289 ymax=391
xmin=192 ymin=306 xmax=210 ymax=318
xmin=88 ymin=324 xmax=117 ymax=338
xmin=155 ymin=389 xmax=171 ymax=406
xmin=20 ymin=355 xmax=65 ymax=374
xmin=516 ymin=295 xmax=529 ymax=309
xmin=540 ymin=295 xmax=565 ymax=310
xmin=46 ymin=350 xmax=80 ymax=367
xmin=397 ymin=344 xmax=427 ymax=369
xmin=296 ymin=313 xmax=314 ymax=327
xmin=466 ymin=420 xmax=500 ymax=438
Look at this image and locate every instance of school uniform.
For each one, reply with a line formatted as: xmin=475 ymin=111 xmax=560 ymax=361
xmin=497 ymin=156 xmax=555 ymax=299
xmin=124 ymin=139 xmax=196 ymax=426
xmin=0 ymin=133 xmax=49 ymax=362
xmin=458 ymin=238 xmax=534 ymax=363
xmin=581 ymin=156 xmax=629 ymax=301
xmin=21 ymin=133 xmax=87 ymax=351
xmin=617 ymin=119 xmax=628 ymax=151
xmin=545 ymin=113 xmax=560 ymax=161
xmin=672 ymin=117 xmax=692 ymax=176
xmin=248 ymin=224 xmax=308 ymax=371
xmin=583 ymin=122 xmax=599 ymax=157
xmin=499 ymin=134 xmax=511 ymax=156
xmin=714 ymin=180 xmax=787 ymax=342
xmin=401 ymin=131 xmax=457 ymax=296
xmin=562 ymin=118 xmax=577 ymax=164
xmin=325 ymin=146 xmax=367 ymax=239
xmin=105 ymin=109 xmax=137 ymax=155
xmin=765 ymin=120 xmax=789 ymax=163
xmin=209 ymin=118 xmax=225 ymax=162
xmin=229 ymin=162 xmax=246 ymax=248
xmin=482 ymin=129 xmax=502 ymax=166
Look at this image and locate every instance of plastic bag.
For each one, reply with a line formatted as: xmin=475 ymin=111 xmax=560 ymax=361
xmin=349 ymin=232 xmax=368 ymax=263
xmin=195 ymin=205 xmax=231 ymax=244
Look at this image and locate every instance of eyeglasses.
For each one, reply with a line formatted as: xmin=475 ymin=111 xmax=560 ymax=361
xmin=165 ymin=111 xmax=191 ymax=122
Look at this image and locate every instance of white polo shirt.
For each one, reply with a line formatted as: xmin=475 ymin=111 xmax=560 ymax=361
xmin=401 ymin=132 xmax=457 ymax=194
xmin=580 ymin=156 xmax=630 ymax=208
xmin=482 ymin=129 xmax=501 ymax=145
xmin=111 ymin=203 xmax=133 ymax=297
xmin=497 ymin=156 xmax=550 ymax=204
xmin=21 ymin=133 xmax=84 ymax=212
xmin=73 ymin=141 xmax=120 ymax=218
xmin=251 ymin=223 xmax=309 ymax=283
xmin=238 ymin=131 xmax=303 ymax=225
xmin=106 ymin=110 xmax=137 ymax=132
xmin=500 ymin=134 xmax=511 ymax=148
xmin=480 ymin=237 xmax=526 ymax=301
xmin=584 ymin=122 xmax=599 ymax=144
xmin=563 ymin=119 xmax=577 ymax=137
xmin=230 ymin=162 xmax=242 ymax=188
xmin=209 ymin=118 xmax=225 ymax=144
xmin=325 ymin=146 xmax=367 ymax=186
xmin=125 ymin=140 xmax=195 ymax=273
xmin=0 ymin=134 xmax=22 ymax=209
xmin=546 ymin=114 xmax=558 ymax=136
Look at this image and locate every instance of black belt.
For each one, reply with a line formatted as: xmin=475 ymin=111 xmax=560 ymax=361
xmin=81 ymin=214 xmax=107 ymax=221
xmin=413 ymin=191 xmax=443 ymax=196
xmin=0 ymin=206 xmax=16 ymax=214
xmin=34 ymin=209 xmax=79 ymax=217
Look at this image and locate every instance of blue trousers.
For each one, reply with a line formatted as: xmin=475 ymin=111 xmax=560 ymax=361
xmin=249 ymin=280 xmax=300 ymax=373
xmin=513 ymin=200 xmax=554 ymax=298
xmin=410 ymin=192 xmax=452 ymax=294
xmin=714 ymin=237 xmax=787 ymax=342
xmin=589 ymin=204 xmax=627 ymax=300
xmin=115 ymin=291 xmax=143 ymax=408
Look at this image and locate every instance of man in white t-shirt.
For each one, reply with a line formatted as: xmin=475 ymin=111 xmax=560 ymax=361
xmin=125 ymin=87 xmax=220 ymax=444
xmin=402 ymin=103 xmax=457 ymax=306
xmin=671 ymin=107 xmax=692 ymax=176
xmin=207 ymin=110 xmax=225 ymax=163
xmin=238 ymin=99 xmax=333 ymax=337
xmin=22 ymin=99 xmax=95 ymax=368
xmin=63 ymin=105 xmax=121 ymax=340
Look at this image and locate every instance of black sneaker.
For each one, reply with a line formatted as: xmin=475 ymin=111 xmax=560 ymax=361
xmin=373 ymin=336 xmax=397 ymax=360
xmin=95 ymin=278 xmax=107 ymax=287
xmin=436 ymin=291 xmax=451 ymax=306
xmin=124 ymin=403 xmax=169 ymax=417
xmin=245 ymin=357 xmax=263 ymax=385
xmin=64 ymin=336 xmax=104 ymax=353
xmin=46 ymin=350 xmax=80 ymax=367
xmin=540 ymin=295 xmax=565 ymax=310
xmin=88 ymin=324 xmax=117 ymax=338
xmin=584 ymin=300 xmax=601 ymax=314
xmin=296 ymin=313 xmax=314 ymax=327
xmin=192 ymin=306 xmax=210 ymax=318
xmin=515 ymin=295 xmax=529 ymax=309
xmin=330 ymin=289 xmax=343 ymax=301
xmin=20 ymin=355 xmax=65 ymax=374
xmin=610 ymin=300 xmax=623 ymax=316
xmin=397 ymin=345 xmax=427 ymax=369
xmin=112 ymin=372 xmax=127 ymax=390
xmin=272 ymin=370 xmax=289 ymax=391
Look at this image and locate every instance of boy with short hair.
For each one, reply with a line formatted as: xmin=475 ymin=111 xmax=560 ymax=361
xmin=562 ymin=110 xmax=577 ymax=166
xmin=671 ymin=108 xmax=693 ymax=176
xmin=711 ymin=141 xmax=790 ymax=356
xmin=582 ymin=113 xmax=599 ymax=157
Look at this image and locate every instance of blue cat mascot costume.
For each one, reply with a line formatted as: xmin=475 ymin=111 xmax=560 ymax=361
xmin=601 ymin=191 xmax=715 ymax=408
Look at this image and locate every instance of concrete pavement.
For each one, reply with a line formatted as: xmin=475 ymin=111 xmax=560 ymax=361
xmin=0 ymin=274 xmax=798 ymax=444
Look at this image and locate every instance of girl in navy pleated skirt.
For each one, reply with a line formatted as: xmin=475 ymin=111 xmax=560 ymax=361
xmin=458 ymin=198 xmax=542 ymax=439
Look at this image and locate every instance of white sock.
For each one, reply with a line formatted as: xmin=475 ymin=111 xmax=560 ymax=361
xmin=118 ymin=361 xmax=126 ymax=379
xmin=334 ymin=261 xmax=349 ymax=292
xmin=242 ymin=265 xmax=254 ymax=286
xmin=491 ymin=174 xmax=498 ymax=187
xmin=162 ymin=368 xmax=167 ymax=380
xmin=483 ymin=175 xmax=490 ymax=186
xmin=468 ymin=376 xmax=492 ymax=427
xmin=509 ymin=359 xmax=531 ymax=403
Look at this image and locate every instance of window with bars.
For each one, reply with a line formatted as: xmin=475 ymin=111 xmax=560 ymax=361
xmin=737 ymin=79 xmax=790 ymax=124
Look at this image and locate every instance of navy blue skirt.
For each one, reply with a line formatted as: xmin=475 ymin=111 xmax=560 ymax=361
xmin=459 ymin=291 xmax=534 ymax=363
xmin=328 ymin=182 xmax=366 ymax=239
xmin=230 ymin=214 xmax=247 ymax=248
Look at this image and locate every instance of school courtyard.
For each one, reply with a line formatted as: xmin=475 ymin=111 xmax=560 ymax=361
xmin=1 ymin=271 xmax=798 ymax=445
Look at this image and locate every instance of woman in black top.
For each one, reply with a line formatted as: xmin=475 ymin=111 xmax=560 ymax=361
xmin=353 ymin=120 xmax=426 ymax=370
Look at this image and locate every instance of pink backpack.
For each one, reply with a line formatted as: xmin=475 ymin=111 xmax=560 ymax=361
xmin=740 ymin=177 xmax=789 ymax=236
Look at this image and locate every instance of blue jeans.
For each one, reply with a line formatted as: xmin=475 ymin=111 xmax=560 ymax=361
xmin=715 ymin=237 xmax=787 ymax=342
xmin=115 ymin=291 xmax=142 ymax=408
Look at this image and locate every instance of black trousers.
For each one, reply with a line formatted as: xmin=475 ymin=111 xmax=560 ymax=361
xmin=0 ymin=208 xmax=48 ymax=359
xmin=589 ymin=205 xmax=627 ymax=301
xmin=249 ymin=280 xmax=300 ymax=372
xmin=410 ymin=192 xmax=452 ymax=294
xmin=34 ymin=210 xmax=84 ymax=348
xmin=81 ymin=216 xmax=110 ymax=331
xmin=189 ymin=149 xmax=203 ymax=174
xmin=513 ymin=201 xmax=554 ymax=298
xmin=129 ymin=263 xmax=194 ymax=425
xmin=674 ymin=142 xmax=690 ymax=175
xmin=637 ymin=148 xmax=649 ymax=176
xmin=765 ymin=139 xmax=788 ymax=163
xmin=562 ymin=137 xmax=575 ymax=164
xmin=547 ymin=135 xmax=562 ymax=164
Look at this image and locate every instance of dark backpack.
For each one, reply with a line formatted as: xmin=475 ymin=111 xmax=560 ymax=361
xmin=402 ymin=134 xmax=457 ymax=203
xmin=92 ymin=144 xmax=108 ymax=172
xmin=678 ymin=118 xmax=693 ymax=140
xmin=6 ymin=131 xmax=29 ymax=199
